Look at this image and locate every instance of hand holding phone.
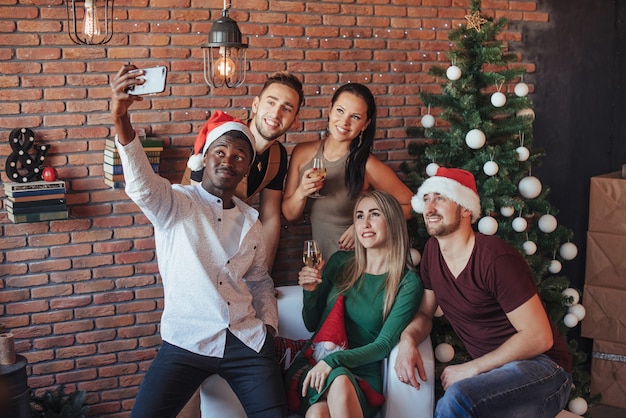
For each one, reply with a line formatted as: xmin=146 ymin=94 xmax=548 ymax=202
xmin=126 ymin=66 xmax=167 ymax=96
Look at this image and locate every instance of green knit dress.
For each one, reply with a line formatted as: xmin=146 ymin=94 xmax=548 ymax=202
xmin=284 ymin=251 xmax=423 ymax=418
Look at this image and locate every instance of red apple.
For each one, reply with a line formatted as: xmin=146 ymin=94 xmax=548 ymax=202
xmin=42 ymin=166 xmax=58 ymax=182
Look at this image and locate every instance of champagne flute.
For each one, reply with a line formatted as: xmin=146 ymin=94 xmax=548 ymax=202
xmin=303 ymin=240 xmax=323 ymax=268
xmin=309 ymin=157 xmax=326 ymax=199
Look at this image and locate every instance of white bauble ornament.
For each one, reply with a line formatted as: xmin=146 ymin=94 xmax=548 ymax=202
xmin=548 ymin=259 xmax=562 ymax=274
xmin=446 ymin=65 xmax=462 ymax=80
xmin=426 ymin=162 xmax=440 ymax=177
xmin=516 ymin=146 xmax=530 ymax=161
xmin=538 ymin=214 xmax=558 ymax=233
xmin=465 ymin=129 xmax=486 ymax=149
xmin=483 ymin=161 xmax=499 ymax=176
xmin=562 ymin=288 xmax=580 ymax=307
xmin=491 ymin=91 xmax=506 ymax=107
xmin=563 ymin=313 xmax=579 ymax=328
xmin=434 ymin=343 xmax=455 ymax=363
xmin=568 ymin=397 xmax=588 ymax=416
xmin=560 ymin=242 xmax=578 ymax=260
xmin=512 ymin=217 xmax=527 ymax=232
xmin=514 ymin=82 xmax=529 ymax=97
xmin=478 ymin=216 xmax=498 ymax=235
xmin=500 ymin=206 xmax=515 ymax=217
xmin=409 ymin=248 xmax=421 ymax=266
xmin=421 ymin=114 xmax=435 ymax=128
xmin=569 ymin=304 xmax=586 ymax=321
xmin=516 ymin=108 xmax=535 ymax=120
xmin=522 ymin=240 xmax=537 ymax=255
xmin=434 ymin=305 xmax=444 ymax=318
xmin=518 ymin=176 xmax=542 ymax=199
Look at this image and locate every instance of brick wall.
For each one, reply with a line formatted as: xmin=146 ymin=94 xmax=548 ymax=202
xmin=0 ymin=1 xmax=546 ymax=415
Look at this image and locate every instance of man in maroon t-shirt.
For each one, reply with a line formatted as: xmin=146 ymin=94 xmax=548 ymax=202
xmin=394 ymin=167 xmax=572 ymax=417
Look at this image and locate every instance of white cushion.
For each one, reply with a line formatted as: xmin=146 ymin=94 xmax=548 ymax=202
xmin=276 ymin=285 xmax=314 ymax=340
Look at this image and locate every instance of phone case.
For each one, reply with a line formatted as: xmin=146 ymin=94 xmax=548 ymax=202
xmin=128 ymin=66 xmax=167 ymax=96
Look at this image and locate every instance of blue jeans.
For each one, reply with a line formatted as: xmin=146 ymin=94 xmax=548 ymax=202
xmin=435 ymin=355 xmax=572 ymax=418
xmin=130 ymin=330 xmax=287 ymax=418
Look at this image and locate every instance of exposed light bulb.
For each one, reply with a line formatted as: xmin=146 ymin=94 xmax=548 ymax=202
xmin=216 ymin=47 xmax=236 ymax=79
xmin=83 ymin=0 xmax=101 ymax=39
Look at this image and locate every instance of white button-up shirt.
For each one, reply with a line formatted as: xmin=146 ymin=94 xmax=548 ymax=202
xmin=117 ymin=137 xmax=278 ymax=357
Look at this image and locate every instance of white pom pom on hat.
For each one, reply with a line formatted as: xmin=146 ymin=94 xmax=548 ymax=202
xmin=187 ymin=153 xmax=205 ymax=172
xmin=411 ymin=167 xmax=482 ymax=223
xmin=187 ymin=110 xmax=256 ymax=171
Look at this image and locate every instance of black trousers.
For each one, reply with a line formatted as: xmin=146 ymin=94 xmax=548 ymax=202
xmin=130 ymin=330 xmax=288 ymax=418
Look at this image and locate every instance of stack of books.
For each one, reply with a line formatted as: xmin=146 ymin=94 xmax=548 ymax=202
xmin=4 ymin=180 xmax=68 ymax=223
xmin=103 ymin=138 xmax=163 ymax=188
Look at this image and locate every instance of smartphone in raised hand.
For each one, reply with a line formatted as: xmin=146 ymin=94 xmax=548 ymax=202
xmin=127 ymin=66 xmax=167 ymax=96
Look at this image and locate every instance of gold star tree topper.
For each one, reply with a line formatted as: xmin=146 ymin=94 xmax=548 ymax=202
xmin=465 ymin=11 xmax=488 ymax=32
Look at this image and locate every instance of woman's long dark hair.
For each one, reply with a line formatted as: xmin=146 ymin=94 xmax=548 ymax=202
xmin=330 ymin=83 xmax=377 ymax=198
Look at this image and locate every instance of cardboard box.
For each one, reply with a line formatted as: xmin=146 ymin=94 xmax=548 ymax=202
xmin=581 ymin=284 xmax=626 ymax=344
xmin=588 ymin=172 xmax=626 ymax=234
xmin=584 ymin=231 xmax=626 ymax=289
xmin=591 ymin=339 xmax=626 ymax=409
xmin=586 ymin=173 xmax=626 ymax=409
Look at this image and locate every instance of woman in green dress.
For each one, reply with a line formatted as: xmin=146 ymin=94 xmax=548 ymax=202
xmin=285 ymin=190 xmax=423 ymax=418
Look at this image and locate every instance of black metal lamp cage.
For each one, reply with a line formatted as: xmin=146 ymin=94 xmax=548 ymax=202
xmin=201 ymin=2 xmax=248 ymax=88
xmin=66 ymin=0 xmax=114 ymax=45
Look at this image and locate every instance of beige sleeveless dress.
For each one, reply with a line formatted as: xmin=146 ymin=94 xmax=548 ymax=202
xmin=300 ymin=140 xmax=357 ymax=260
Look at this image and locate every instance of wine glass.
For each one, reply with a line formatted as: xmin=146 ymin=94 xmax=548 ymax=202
xmin=309 ymin=157 xmax=326 ymax=199
xmin=303 ymin=240 xmax=323 ymax=268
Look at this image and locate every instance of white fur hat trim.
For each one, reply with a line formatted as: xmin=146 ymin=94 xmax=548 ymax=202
xmin=412 ymin=176 xmax=481 ymax=223
xmin=186 ymin=111 xmax=256 ymax=171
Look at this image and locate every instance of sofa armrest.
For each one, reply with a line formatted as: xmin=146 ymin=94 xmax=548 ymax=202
xmin=381 ymin=336 xmax=435 ymax=418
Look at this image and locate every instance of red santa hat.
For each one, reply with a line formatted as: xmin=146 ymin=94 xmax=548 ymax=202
xmin=312 ymin=295 xmax=348 ymax=349
xmin=411 ymin=167 xmax=482 ymax=223
xmin=186 ymin=110 xmax=256 ymax=171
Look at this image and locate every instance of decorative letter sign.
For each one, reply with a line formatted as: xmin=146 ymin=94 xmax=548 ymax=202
xmin=5 ymin=128 xmax=48 ymax=183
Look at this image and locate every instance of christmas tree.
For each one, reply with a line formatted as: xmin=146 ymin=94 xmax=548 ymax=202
xmin=401 ymin=0 xmax=593 ymax=414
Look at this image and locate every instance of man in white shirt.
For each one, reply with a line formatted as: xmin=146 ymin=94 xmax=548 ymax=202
xmin=110 ymin=64 xmax=287 ymax=418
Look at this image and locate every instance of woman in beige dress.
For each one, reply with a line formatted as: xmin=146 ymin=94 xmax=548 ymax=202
xmin=282 ymin=83 xmax=414 ymax=259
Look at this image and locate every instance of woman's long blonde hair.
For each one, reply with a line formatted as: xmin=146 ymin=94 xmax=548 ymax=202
xmin=336 ymin=190 xmax=414 ymax=320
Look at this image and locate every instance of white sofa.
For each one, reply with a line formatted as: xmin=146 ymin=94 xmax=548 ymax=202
xmin=200 ymin=285 xmax=435 ymax=418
